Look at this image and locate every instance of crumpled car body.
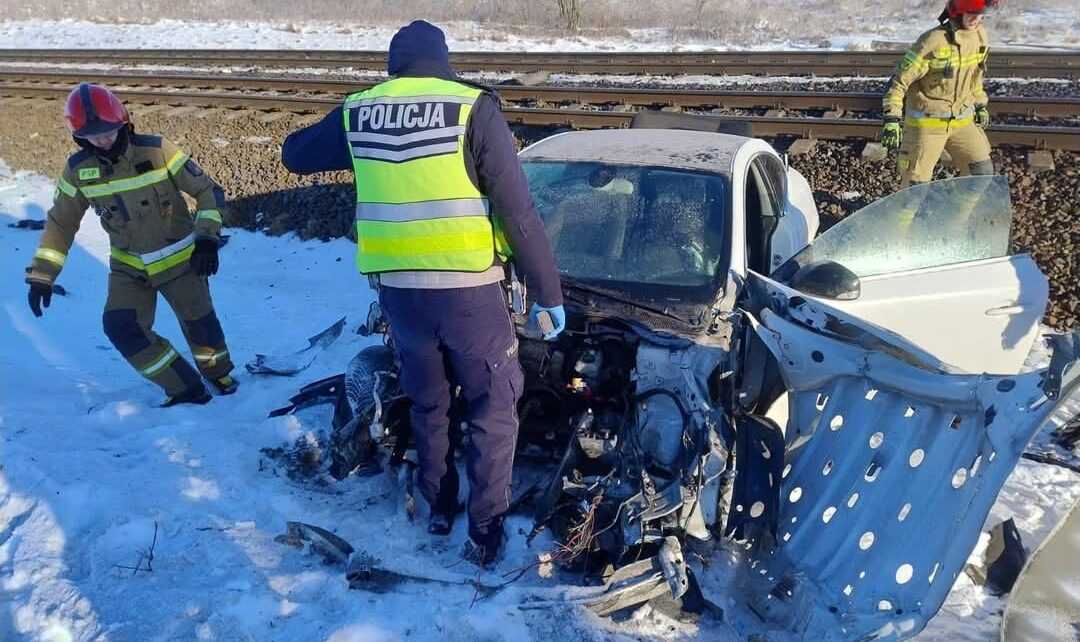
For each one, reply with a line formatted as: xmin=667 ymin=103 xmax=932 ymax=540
xmin=322 ymin=128 xmax=1077 ymax=641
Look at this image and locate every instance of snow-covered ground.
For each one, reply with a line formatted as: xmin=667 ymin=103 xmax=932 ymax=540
xmin=0 ymin=14 xmax=1078 ymax=53
xmin=1 ymin=150 xmax=1078 ymax=642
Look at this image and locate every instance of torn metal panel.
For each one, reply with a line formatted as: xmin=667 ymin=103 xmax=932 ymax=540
xmin=745 ymin=308 xmax=1075 ymax=642
xmin=245 ymin=316 xmax=347 ymax=375
xmin=726 ymin=415 xmax=784 ymax=544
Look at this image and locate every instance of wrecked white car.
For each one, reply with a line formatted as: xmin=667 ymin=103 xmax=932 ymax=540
xmin=277 ymin=127 xmax=1078 ymax=641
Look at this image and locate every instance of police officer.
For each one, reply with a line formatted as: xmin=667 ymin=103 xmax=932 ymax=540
xmin=881 ymin=0 xmax=998 ymax=187
xmin=281 ymin=21 xmax=565 ymax=566
xmin=26 ymin=83 xmax=236 ymax=407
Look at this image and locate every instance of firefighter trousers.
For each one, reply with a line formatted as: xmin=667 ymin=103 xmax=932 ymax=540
xmin=102 ymin=269 xmax=233 ymax=397
xmin=898 ymin=120 xmax=993 ymax=187
xmin=379 ymin=282 xmax=523 ymax=546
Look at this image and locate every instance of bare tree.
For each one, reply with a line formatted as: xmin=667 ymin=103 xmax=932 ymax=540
xmin=690 ymin=0 xmax=712 ymax=24
xmin=554 ymin=0 xmax=586 ymax=32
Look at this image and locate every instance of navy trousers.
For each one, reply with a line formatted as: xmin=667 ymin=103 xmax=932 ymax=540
xmin=379 ymin=282 xmax=523 ymax=544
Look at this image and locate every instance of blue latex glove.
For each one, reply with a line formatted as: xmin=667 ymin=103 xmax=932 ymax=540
xmin=529 ymin=303 xmax=566 ymax=340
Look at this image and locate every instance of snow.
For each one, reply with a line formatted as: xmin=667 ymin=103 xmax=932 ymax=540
xmin=1 ymin=150 xmax=1078 ymax=640
xmin=0 ymin=161 xmax=726 ymax=642
xmin=2 ymin=19 xmax=760 ymax=53
xmin=0 ymin=16 xmax=1077 ymax=53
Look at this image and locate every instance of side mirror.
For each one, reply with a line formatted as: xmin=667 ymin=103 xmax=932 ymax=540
xmin=789 ymin=260 xmax=861 ymax=300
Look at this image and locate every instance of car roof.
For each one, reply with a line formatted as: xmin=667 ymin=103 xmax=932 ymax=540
xmin=519 ymin=128 xmax=750 ymax=174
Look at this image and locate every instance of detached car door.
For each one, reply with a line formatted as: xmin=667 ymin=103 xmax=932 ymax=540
xmin=771 ymin=176 xmax=1047 ymax=375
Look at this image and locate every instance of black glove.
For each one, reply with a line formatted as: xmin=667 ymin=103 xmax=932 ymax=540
xmin=190 ymin=239 xmax=219 ymax=277
xmin=28 ymin=281 xmax=52 ymax=317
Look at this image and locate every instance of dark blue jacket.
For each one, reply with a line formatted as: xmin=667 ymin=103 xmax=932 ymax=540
xmin=281 ymin=35 xmax=562 ymax=307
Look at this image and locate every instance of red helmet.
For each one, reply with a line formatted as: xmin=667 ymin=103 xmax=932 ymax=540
xmin=944 ymin=0 xmax=1000 ymax=19
xmin=64 ymin=83 xmax=129 ymax=138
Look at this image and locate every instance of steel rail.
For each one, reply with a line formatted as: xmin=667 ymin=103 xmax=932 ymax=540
xmin=1 ymin=83 xmax=1076 ymax=150
xmin=0 ymin=48 xmax=1077 ymax=78
xmin=2 ymin=70 xmax=1077 ymax=118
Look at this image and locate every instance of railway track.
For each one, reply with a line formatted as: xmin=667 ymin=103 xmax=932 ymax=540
xmin=2 ymin=48 xmax=1078 ymax=78
xmin=3 ymin=70 xmax=1078 ymax=120
xmin=1 ymin=67 xmax=1077 ymax=150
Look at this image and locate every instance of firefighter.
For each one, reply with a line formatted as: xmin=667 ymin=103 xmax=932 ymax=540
xmin=281 ymin=20 xmax=565 ymax=567
xmin=26 ymin=83 xmax=237 ymax=407
xmin=881 ymin=0 xmax=998 ymax=187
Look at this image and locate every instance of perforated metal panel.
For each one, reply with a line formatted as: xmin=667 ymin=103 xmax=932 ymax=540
xmin=746 ymin=309 xmax=1066 ymax=641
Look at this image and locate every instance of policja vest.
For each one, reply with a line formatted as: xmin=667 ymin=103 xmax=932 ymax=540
xmin=343 ymin=77 xmax=512 ymax=284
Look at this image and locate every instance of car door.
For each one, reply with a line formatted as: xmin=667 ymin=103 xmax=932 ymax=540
xmin=769 ymin=175 xmax=1047 ymax=375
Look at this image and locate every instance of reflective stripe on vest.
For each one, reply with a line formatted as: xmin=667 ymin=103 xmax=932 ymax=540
xmin=343 ymin=77 xmax=504 ymax=274
xmin=79 ymin=151 xmax=187 ymax=198
xmin=110 ymin=234 xmax=195 ymax=275
xmin=354 ymin=198 xmax=489 ymax=222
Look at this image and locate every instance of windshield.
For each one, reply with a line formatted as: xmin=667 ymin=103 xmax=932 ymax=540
xmin=523 ymin=161 xmax=728 ymax=298
xmin=782 ymin=175 xmax=1013 ymax=278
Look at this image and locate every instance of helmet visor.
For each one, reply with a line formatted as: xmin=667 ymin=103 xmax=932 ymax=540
xmin=72 ymin=118 xmax=125 ymax=139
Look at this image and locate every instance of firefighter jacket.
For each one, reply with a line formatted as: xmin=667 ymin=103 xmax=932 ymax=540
xmin=883 ymin=22 xmax=990 ymax=128
xmin=27 ymin=134 xmax=226 ymax=288
xmin=343 ymin=76 xmax=511 ymax=282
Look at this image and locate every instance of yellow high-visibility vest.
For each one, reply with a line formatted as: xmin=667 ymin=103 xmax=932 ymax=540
xmin=343 ymin=77 xmax=510 ymax=274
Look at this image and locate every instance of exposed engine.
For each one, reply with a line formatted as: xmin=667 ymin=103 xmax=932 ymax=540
xmin=327 ymin=306 xmax=733 ymax=588
xmin=518 ymin=323 xmax=731 ymax=575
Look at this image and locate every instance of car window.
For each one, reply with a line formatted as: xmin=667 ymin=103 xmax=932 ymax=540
xmin=745 ymin=156 xmax=786 ymax=273
xmin=779 ymin=175 xmax=1012 ymax=278
xmin=523 ymin=161 xmax=727 ymax=288
xmin=755 ymin=155 xmax=786 ymax=215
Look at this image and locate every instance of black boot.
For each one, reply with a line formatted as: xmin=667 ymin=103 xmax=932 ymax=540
xmin=461 ymin=537 xmax=500 ymax=568
xmin=463 ymin=518 xmax=505 ymax=567
xmin=428 ymin=512 xmax=454 ymax=536
xmin=208 ymin=374 xmax=238 ymax=395
xmin=162 ymin=384 xmax=212 ymax=408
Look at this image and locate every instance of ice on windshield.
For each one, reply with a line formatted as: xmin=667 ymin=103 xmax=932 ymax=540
xmin=523 ymin=161 xmax=726 ymax=287
xmin=788 ymin=176 xmax=1013 ymax=278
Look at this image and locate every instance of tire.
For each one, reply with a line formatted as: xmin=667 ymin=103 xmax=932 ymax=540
xmin=329 ymin=344 xmax=396 ymax=480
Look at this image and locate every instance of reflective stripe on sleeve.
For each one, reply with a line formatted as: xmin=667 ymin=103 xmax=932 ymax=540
xmin=196 ymin=210 xmax=223 ymax=224
xmin=166 ymin=151 xmax=189 ymax=175
xmin=56 ymin=177 xmax=78 ymax=197
xmin=34 ymin=247 xmax=67 ymax=266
